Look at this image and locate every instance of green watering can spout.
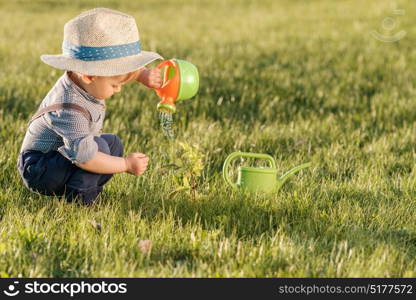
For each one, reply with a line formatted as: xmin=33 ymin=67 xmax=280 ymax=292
xmin=277 ymin=162 xmax=312 ymax=189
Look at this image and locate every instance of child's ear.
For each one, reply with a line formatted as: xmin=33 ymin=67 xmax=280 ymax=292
xmin=80 ymin=74 xmax=96 ymax=84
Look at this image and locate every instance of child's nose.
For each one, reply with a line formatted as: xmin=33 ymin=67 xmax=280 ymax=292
xmin=114 ymin=86 xmax=121 ymax=93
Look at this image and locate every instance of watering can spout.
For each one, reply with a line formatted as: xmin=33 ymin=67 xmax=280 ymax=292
xmin=278 ymin=162 xmax=312 ymax=188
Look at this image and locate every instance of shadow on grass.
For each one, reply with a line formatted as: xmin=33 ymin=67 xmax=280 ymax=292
xmin=115 ymin=181 xmax=416 ymax=266
xmin=12 ymin=182 xmax=416 ymax=275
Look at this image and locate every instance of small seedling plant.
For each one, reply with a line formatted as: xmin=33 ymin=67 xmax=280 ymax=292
xmin=163 ymin=141 xmax=205 ymax=199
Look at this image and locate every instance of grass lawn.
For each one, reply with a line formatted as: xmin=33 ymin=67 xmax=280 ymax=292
xmin=0 ymin=0 xmax=415 ymax=277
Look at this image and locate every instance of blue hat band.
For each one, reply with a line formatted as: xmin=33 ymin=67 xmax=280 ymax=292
xmin=62 ymin=40 xmax=141 ymax=61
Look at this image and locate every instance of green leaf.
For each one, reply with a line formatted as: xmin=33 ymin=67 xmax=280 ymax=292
xmin=168 ymin=186 xmax=191 ymax=198
xmin=183 ymin=176 xmax=190 ymax=188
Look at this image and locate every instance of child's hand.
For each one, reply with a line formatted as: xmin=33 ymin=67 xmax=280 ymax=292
xmin=137 ymin=68 xmax=162 ymax=89
xmin=124 ymin=153 xmax=149 ymax=176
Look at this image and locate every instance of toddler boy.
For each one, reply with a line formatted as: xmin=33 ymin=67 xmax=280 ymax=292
xmin=17 ymin=8 xmax=163 ymax=204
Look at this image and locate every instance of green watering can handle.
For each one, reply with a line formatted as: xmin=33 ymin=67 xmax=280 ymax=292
xmin=222 ymin=152 xmax=277 ymax=189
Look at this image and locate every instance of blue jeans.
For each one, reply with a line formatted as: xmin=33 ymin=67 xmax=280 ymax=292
xmin=17 ymin=134 xmax=123 ymax=205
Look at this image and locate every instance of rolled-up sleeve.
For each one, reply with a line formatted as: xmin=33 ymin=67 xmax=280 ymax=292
xmin=46 ymin=109 xmax=98 ymax=163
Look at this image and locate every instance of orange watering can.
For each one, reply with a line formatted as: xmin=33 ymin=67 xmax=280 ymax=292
xmin=154 ymin=59 xmax=199 ymax=113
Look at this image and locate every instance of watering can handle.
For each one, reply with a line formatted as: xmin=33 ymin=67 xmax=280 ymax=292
xmin=222 ymin=152 xmax=277 ymax=189
xmin=155 ymin=59 xmax=178 ymax=92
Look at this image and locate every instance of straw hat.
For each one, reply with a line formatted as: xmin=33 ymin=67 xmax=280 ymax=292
xmin=41 ymin=8 xmax=163 ymax=76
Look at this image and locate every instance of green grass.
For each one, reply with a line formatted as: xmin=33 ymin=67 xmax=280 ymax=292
xmin=1 ymin=0 xmax=416 ymax=277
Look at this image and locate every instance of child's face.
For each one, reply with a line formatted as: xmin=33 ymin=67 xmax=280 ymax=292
xmin=87 ymin=74 xmax=133 ymax=99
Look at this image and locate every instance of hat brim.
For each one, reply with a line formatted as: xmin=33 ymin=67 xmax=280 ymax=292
xmin=40 ymin=51 xmax=163 ymax=76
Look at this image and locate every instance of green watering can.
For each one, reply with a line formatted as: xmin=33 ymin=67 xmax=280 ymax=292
xmin=223 ymin=152 xmax=311 ymax=193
